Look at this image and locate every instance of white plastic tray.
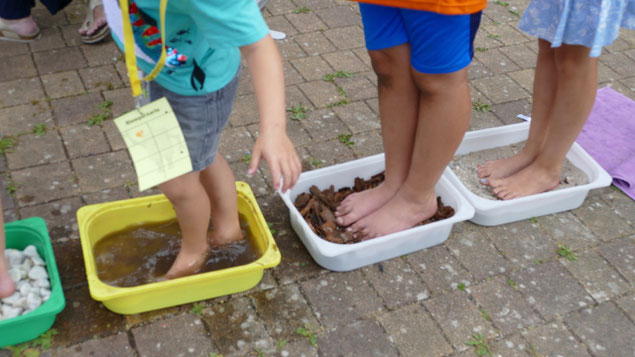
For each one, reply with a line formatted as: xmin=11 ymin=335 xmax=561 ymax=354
xmin=278 ymin=154 xmax=475 ymax=272
xmin=445 ymin=122 xmax=612 ymax=226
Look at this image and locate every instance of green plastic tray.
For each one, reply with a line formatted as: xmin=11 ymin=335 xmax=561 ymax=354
xmin=0 ymin=217 xmax=65 ymax=348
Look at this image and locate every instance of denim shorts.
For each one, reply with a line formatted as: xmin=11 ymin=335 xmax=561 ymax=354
xmin=359 ymin=3 xmax=482 ymax=74
xmin=149 ymin=70 xmax=240 ymax=171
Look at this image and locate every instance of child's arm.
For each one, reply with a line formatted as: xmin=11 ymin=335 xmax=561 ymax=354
xmin=241 ymin=34 xmax=301 ymax=192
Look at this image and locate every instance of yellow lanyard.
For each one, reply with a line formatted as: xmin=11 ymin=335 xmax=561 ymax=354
xmin=119 ymin=0 xmax=168 ymax=97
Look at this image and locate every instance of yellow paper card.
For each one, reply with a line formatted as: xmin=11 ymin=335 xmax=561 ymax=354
xmin=114 ymin=97 xmax=192 ymax=191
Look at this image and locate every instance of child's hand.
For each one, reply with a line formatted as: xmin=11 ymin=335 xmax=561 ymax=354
xmin=248 ymin=129 xmax=301 ymax=192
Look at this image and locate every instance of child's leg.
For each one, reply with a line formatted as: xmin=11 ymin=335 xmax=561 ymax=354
xmin=478 ymin=39 xmax=558 ymax=181
xmin=490 ymin=43 xmax=598 ymax=199
xmin=351 ymin=67 xmax=472 ymax=238
xmin=160 ymin=172 xmax=212 ymax=279
xmin=335 ymin=43 xmax=419 ymax=227
xmin=199 ymin=153 xmax=243 ymax=245
xmin=0 ymin=201 xmax=16 ymax=297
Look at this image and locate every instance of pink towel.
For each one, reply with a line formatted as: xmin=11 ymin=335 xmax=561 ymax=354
xmin=576 ymin=87 xmax=635 ymax=200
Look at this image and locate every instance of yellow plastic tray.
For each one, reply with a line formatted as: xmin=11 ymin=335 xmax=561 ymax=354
xmin=76 ymin=182 xmax=280 ymax=314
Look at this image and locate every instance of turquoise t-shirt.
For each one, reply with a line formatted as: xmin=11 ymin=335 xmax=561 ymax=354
xmin=109 ymin=0 xmax=269 ymax=96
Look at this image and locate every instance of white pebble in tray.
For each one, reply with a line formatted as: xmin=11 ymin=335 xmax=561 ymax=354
xmin=0 ymin=245 xmax=51 ymax=321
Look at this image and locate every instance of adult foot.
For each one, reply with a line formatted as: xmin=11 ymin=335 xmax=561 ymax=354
xmin=0 ymin=269 xmax=16 ymax=298
xmin=488 ymin=163 xmax=561 ymax=200
xmin=164 ymin=243 xmax=210 ymax=280
xmin=348 ymin=188 xmax=438 ymax=240
xmin=334 ymin=182 xmax=399 ymax=227
xmin=0 ymin=16 xmax=40 ymax=42
xmin=78 ymin=0 xmax=108 ymax=44
xmin=477 ymin=150 xmax=535 ymax=183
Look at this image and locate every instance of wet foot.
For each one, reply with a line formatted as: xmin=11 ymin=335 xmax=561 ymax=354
xmin=0 ymin=268 xmax=16 ymax=298
xmin=349 ymin=188 xmax=438 ymax=240
xmin=335 ymin=182 xmax=399 ymax=227
xmin=0 ymin=16 xmax=39 ymax=37
xmin=477 ymin=151 xmax=535 ymax=184
xmin=208 ymin=226 xmax=243 ymax=247
xmin=488 ymin=163 xmax=560 ymax=200
xmin=78 ymin=4 xmax=106 ymax=37
xmin=164 ymin=243 xmax=210 ymax=280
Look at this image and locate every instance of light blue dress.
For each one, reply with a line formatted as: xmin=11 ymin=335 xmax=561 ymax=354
xmin=518 ymin=0 xmax=635 ymax=57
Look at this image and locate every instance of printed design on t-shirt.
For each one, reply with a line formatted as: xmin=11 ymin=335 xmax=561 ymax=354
xmin=129 ymin=0 xmax=187 ymax=67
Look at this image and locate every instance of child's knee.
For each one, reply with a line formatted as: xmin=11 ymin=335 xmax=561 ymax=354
xmin=368 ymin=46 xmax=410 ymax=87
xmin=160 ymin=176 xmax=203 ymax=204
xmin=554 ymin=47 xmax=595 ymax=78
xmin=411 ymin=68 xmax=468 ymax=95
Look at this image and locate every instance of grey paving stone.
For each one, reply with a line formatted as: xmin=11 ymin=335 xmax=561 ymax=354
xmin=72 ymin=150 xmax=135 ymax=193
xmin=333 ymin=100 xmax=380 ymax=134
xmin=350 ymin=130 xmax=383 ymax=158
xmin=291 ymin=56 xmax=334 ymax=81
xmin=565 ymin=302 xmax=635 ymax=357
xmin=219 ymin=126 xmax=254 ymax=164
xmin=301 ymin=108 xmax=349 ymax=142
xmin=301 ymin=271 xmax=384 ymax=329
xmin=487 ymin=334 xmax=529 ymax=357
xmin=132 ymin=314 xmax=216 ymax=357
xmin=82 ymin=186 xmax=130 ymax=205
xmin=305 ymin=138 xmax=356 ymax=167
xmin=560 ymin=250 xmax=630 ymax=304
xmin=468 ymin=60 xmax=493 ymax=80
xmin=202 ymin=297 xmax=274 ymax=356
xmin=281 ymin=60 xmax=306 ymax=86
xmin=29 ymin=27 xmax=65 ymax=53
xmin=470 ymin=275 xmax=542 ymax=335
xmin=21 ymin=196 xmax=83 ymax=241
xmin=572 ymin=196 xmax=632 ymax=241
xmin=101 ymin=120 xmax=127 ymax=151
xmin=78 ymin=65 xmax=124 ymax=93
xmin=600 ymin=190 xmax=635 ymax=226
xmin=229 ymin=93 xmax=259 ymax=127
xmin=508 ymin=68 xmax=535 ymax=92
xmin=0 ymin=54 xmax=37 ymax=82
xmin=0 ymin=77 xmax=45 ymax=108
xmin=273 ymin=339 xmax=319 ymax=357
xmin=41 ymin=71 xmax=86 ymax=99
xmin=230 ymin=161 xmax=271 ymax=197
xmin=0 ymin=176 xmax=14 ymax=210
xmin=484 ymin=24 xmax=530 ymax=46
xmin=247 ymin=120 xmax=312 ymax=151
xmin=484 ymin=220 xmax=558 ymax=268
xmin=0 ymin=39 xmax=29 ymax=59
xmin=597 ymin=62 xmax=620 ymax=83
xmin=510 ymin=261 xmax=592 ymax=320
xmin=51 ymin=332 xmax=134 ymax=357
xmin=293 ymin=0 xmax=338 ymax=11
xmin=102 ymin=88 xmax=135 ymax=118
xmin=251 ymin=284 xmax=321 ymax=342
xmin=266 ymin=15 xmax=298 ymax=38
xmin=322 ymin=50 xmax=369 ymax=74
xmin=334 ymin=76 xmax=376 ymax=101
xmin=81 ymin=41 xmax=122 ymax=67
xmin=522 ymin=321 xmax=592 ymax=357
xmin=294 ymin=32 xmax=337 ymax=57
xmin=286 ymin=13 xmax=327 ymax=34
xmin=445 ymin=224 xmax=512 ymax=281
xmin=60 ymin=24 xmax=83 ymax=47
xmin=318 ymin=319 xmax=399 ymax=357
xmin=424 ymin=289 xmax=497 ymax=352
xmin=377 ymin=304 xmax=452 ymax=357
xmin=34 ymin=47 xmax=86 ymax=74
xmin=264 ymin=0 xmax=297 ymax=15
xmin=491 ymin=99 xmax=531 ymax=125
xmin=472 ymin=74 xmax=530 ymax=104
xmin=407 ymin=244 xmax=473 ymax=295
xmin=474 ymin=49 xmax=520 ymax=75
xmin=285 ymin=84 xmax=314 ymax=111
xmin=12 ymin=161 xmax=79 ymax=206
xmin=6 ymin=131 xmax=67 ymax=169
xmin=499 ymin=43 xmax=538 ymax=69
xmin=365 ymin=97 xmax=379 ymax=114
xmin=602 ymin=52 xmax=635 ymax=78
xmin=536 ymin=212 xmax=598 ymax=251
xmin=315 ymin=6 xmax=361 ymax=28
xmin=617 ymin=292 xmax=635 ymax=322
xmin=278 ymin=40 xmax=308 ymax=61
xmin=51 ymin=92 xmax=104 ymax=126
xmin=0 ymin=102 xmax=54 ymax=136
xmin=362 ymin=258 xmax=429 ymax=309
xmin=323 ymin=26 xmax=365 ymax=50
xmin=597 ymin=238 xmax=635 ymax=283
xmin=298 ymin=80 xmax=347 ymax=108
xmin=60 ymin=124 xmax=111 ymax=159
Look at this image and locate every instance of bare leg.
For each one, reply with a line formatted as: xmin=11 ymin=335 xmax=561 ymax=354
xmin=0 ymin=202 xmax=16 ymax=298
xmin=352 ymin=68 xmax=471 ymax=238
xmin=478 ymin=39 xmax=557 ymax=182
xmin=199 ymin=153 xmax=243 ymax=246
xmin=160 ymin=172 xmax=212 ymax=279
xmin=490 ymin=43 xmax=598 ymax=199
xmin=335 ymin=43 xmax=419 ymax=226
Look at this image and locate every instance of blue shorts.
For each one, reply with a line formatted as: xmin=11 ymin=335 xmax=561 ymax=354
xmin=149 ymin=69 xmax=240 ymax=171
xmin=359 ymin=3 xmax=482 ymax=74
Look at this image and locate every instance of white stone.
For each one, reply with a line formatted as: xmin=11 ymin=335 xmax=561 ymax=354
xmin=18 ymin=282 xmax=33 ymax=296
xmin=31 ymin=255 xmax=45 ymax=266
xmin=23 ymin=245 xmax=40 ymax=259
xmin=1 ymin=292 xmax=22 ymax=306
xmin=1 ymin=305 xmax=23 ymax=319
xmin=40 ymin=288 xmax=51 ymax=301
xmin=5 ymin=249 xmax=23 ymax=266
xmin=8 ymin=268 xmax=21 ymax=283
xmin=21 ymin=259 xmax=33 ymax=275
xmin=36 ymin=278 xmax=50 ymax=288
xmin=26 ymin=293 xmax=42 ymax=311
xmin=28 ymin=266 xmax=48 ymax=280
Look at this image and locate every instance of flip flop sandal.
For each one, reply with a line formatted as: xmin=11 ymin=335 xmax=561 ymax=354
xmin=0 ymin=21 xmax=41 ymax=43
xmin=80 ymin=0 xmax=109 ymax=44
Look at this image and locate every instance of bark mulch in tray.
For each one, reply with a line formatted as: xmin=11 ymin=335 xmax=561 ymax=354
xmin=293 ymin=172 xmax=455 ymax=244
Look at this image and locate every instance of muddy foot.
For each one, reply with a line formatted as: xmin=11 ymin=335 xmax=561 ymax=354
xmin=335 ymin=182 xmax=398 ymax=227
xmin=477 ymin=151 xmax=535 ymax=183
xmin=163 ymin=248 xmax=210 ymax=280
xmin=489 ymin=163 xmax=560 ymax=200
xmin=208 ymin=227 xmax=243 ymax=247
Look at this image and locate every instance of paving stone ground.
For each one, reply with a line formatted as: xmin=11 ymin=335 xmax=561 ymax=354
xmin=1 ymin=0 xmax=633 ymax=356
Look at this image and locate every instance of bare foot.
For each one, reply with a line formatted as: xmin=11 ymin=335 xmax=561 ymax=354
xmin=0 ymin=268 xmax=16 ymax=298
xmin=208 ymin=226 xmax=243 ymax=247
xmin=0 ymin=16 xmax=39 ymax=37
xmin=349 ymin=188 xmax=438 ymax=240
xmin=164 ymin=242 xmax=210 ymax=280
xmin=78 ymin=4 xmax=106 ymax=37
xmin=335 ymin=182 xmax=399 ymax=227
xmin=488 ymin=163 xmax=561 ymax=200
xmin=477 ymin=150 xmax=535 ymax=184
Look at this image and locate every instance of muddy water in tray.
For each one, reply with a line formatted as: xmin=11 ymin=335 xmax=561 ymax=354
xmin=93 ymin=219 xmax=261 ymax=287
